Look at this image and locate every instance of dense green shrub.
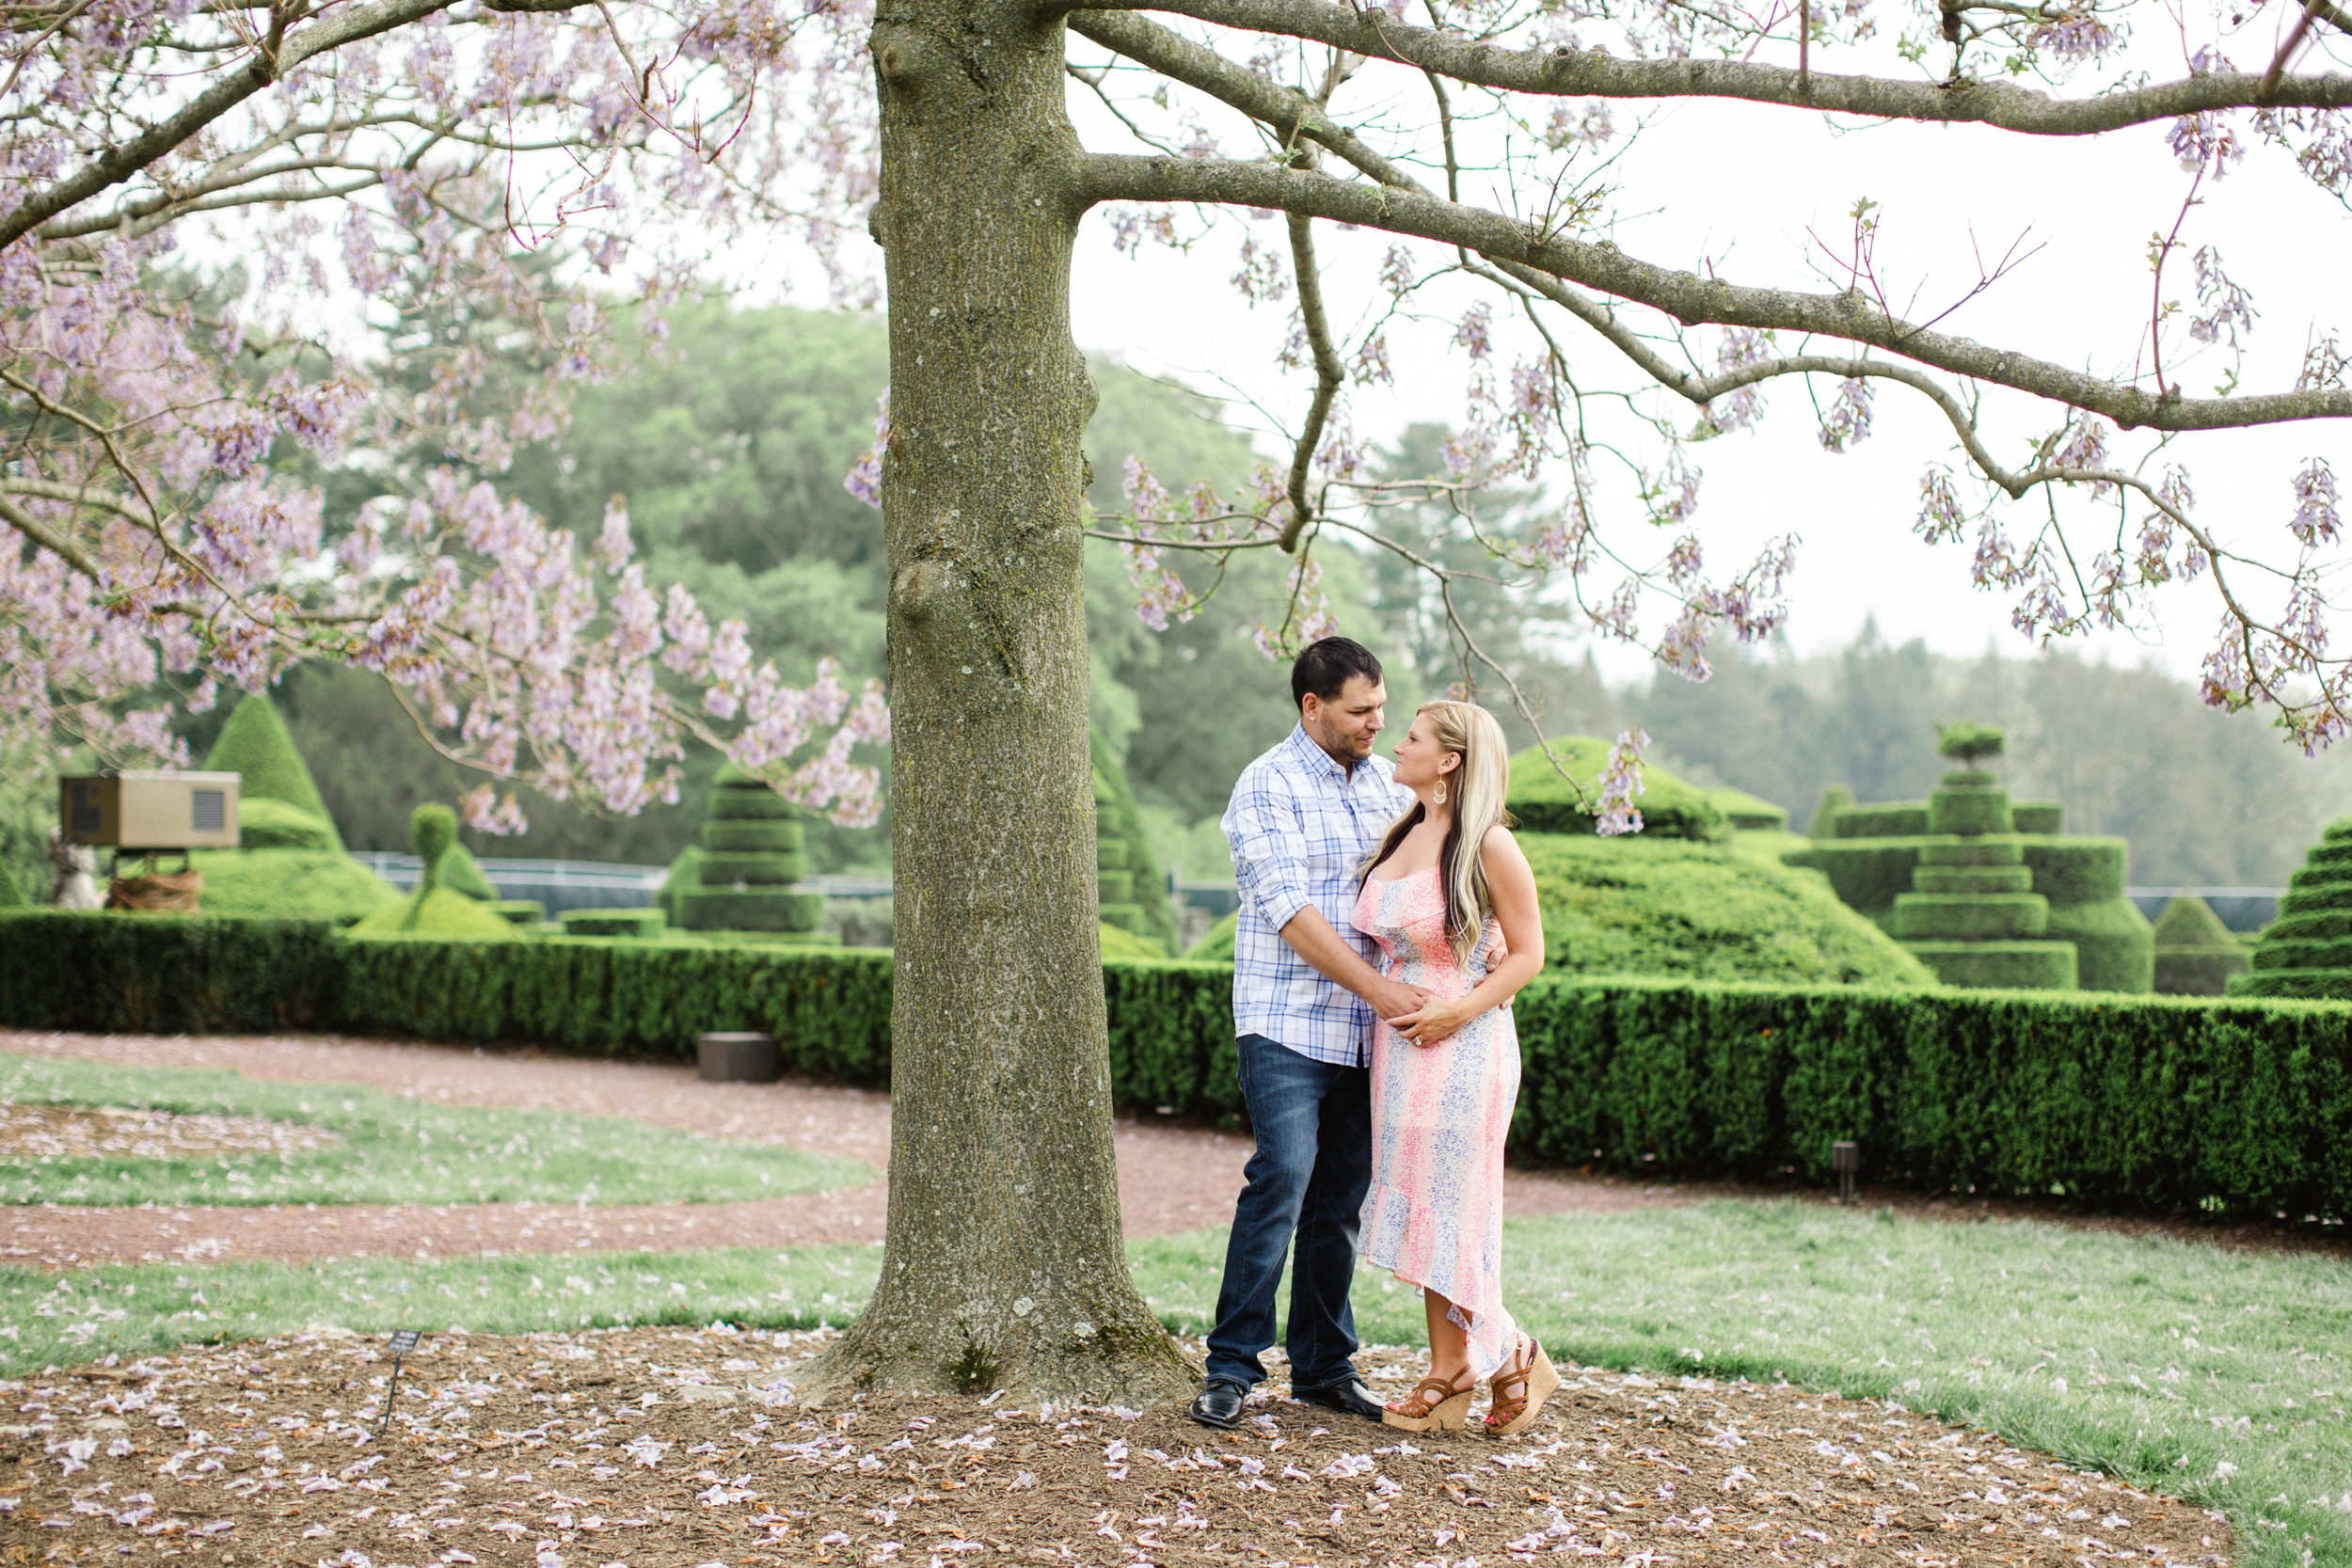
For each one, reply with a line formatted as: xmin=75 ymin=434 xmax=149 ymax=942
xmin=0 ymin=857 xmax=23 ymax=909
xmin=2240 ymin=818 xmax=2352 ymax=999
xmin=1505 ymin=739 xmax=1725 ymax=840
xmin=2153 ymin=895 xmax=2250 ymax=996
xmin=3 ymin=913 xmax=2346 ymax=1217
xmin=1522 ymin=833 xmax=1934 ymax=986
xmin=201 ymin=692 xmax=343 ymax=847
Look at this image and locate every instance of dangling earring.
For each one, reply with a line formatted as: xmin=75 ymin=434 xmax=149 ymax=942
xmin=1434 ymin=784 xmax=1447 ymax=805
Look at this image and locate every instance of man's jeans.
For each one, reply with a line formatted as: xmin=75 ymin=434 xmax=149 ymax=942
xmin=1202 ymin=1034 xmax=1373 ymax=1390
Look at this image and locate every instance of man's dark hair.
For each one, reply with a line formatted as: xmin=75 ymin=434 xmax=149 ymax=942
xmin=1292 ymin=637 xmax=1384 ymax=710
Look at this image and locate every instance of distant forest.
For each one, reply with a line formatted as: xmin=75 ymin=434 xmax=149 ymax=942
xmin=3 ymin=305 xmax=2341 ymax=895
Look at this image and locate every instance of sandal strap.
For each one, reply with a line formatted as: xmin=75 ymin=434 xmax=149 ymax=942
xmin=1394 ymin=1372 xmax=1470 ymax=1416
xmin=1486 ymin=1339 xmax=1539 ymax=1423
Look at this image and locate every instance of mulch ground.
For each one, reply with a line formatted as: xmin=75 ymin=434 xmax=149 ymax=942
xmin=0 ymin=1324 xmax=2225 ymax=1568
xmin=0 ymin=1027 xmax=2247 ymax=1563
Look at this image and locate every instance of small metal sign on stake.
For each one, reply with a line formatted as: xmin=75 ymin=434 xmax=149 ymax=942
xmin=379 ymin=1328 xmax=421 ymax=1441
xmin=1831 ymin=1140 xmax=1861 ymax=1204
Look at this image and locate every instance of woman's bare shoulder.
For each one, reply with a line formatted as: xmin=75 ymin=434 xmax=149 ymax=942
xmin=1479 ymin=822 xmax=1529 ymax=863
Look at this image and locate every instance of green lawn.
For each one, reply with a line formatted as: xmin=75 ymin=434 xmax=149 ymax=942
xmin=0 ymin=1201 xmax=2340 ymax=1566
xmin=0 ymin=1053 xmax=873 ymax=1207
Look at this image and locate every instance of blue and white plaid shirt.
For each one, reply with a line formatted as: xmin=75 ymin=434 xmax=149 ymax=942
xmin=1222 ymin=722 xmax=1409 ymax=1067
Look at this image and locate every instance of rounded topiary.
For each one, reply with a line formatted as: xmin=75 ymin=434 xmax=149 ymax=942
xmin=1504 ymin=738 xmax=1727 ymax=841
xmin=1935 ymin=721 xmax=2006 ymax=768
xmin=235 ymin=797 xmax=338 ymax=850
xmin=409 ymin=802 xmax=457 ymax=892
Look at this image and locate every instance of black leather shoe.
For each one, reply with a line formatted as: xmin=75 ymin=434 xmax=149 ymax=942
xmin=1291 ymin=1375 xmax=1385 ymax=1422
xmin=1188 ymin=1378 xmax=1249 ymax=1431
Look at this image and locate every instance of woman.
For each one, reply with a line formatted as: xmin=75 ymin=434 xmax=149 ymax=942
xmin=1352 ymin=700 xmax=1555 ymax=1435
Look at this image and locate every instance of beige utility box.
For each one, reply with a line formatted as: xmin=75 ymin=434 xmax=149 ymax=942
xmin=60 ymin=772 xmax=242 ymax=850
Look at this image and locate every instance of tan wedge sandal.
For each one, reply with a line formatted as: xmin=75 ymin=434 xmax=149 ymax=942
xmin=1484 ymin=1338 xmax=1561 ymax=1437
xmin=1381 ymin=1370 xmax=1476 ymax=1433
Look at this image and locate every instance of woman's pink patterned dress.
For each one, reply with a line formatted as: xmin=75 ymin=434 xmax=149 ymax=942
xmin=1352 ymin=865 xmax=1523 ymax=1379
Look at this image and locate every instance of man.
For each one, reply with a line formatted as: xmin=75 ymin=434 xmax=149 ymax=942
xmin=1189 ymin=637 xmax=1426 ymax=1431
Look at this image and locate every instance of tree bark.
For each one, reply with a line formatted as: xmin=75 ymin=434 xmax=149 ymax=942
xmin=801 ymin=0 xmax=1194 ymax=1404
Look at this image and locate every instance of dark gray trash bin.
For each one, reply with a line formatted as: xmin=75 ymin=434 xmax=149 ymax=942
xmin=698 ymin=1031 xmax=782 ymax=1084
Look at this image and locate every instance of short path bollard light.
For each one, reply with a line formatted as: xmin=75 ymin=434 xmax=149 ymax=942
xmin=698 ymin=1031 xmax=782 ymax=1084
xmin=379 ymin=1327 xmax=421 ymax=1440
xmin=1831 ymin=1140 xmax=1861 ymax=1204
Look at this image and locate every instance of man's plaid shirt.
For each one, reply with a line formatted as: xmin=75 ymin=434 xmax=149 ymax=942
xmin=1221 ymin=722 xmax=1409 ymax=1067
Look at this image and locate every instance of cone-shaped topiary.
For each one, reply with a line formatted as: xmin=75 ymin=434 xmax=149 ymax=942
xmin=663 ymin=763 xmax=828 ymax=935
xmin=2236 ymin=818 xmax=2352 ymax=998
xmin=2152 ymin=894 xmax=2250 ymax=995
xmin=437 ymin=842 xmax=500 ymax=901
xmin=200 ymin=691 xmax=342 ymax=847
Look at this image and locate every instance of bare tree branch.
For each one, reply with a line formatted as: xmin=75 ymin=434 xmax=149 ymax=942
xmin=1279 ymin=208 xmax=1343 ymax=551
xmin=0 ymin=0 xmax=598 ymax=251
xmin=1079 ymin=153 xmax=2352 ymax=431
xmin=1066 ymin=0 xmax=2352 ymax=132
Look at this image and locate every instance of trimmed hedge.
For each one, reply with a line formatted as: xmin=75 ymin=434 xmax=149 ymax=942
xmin=0 ymin=910 xmax=342 ymax=1034
xmin=5 ymin=912 xmax=2346 ymax=1218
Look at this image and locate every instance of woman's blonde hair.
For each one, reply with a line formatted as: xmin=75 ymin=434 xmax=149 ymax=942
xmin=1361 ymin=700 xmax=1515 ymax=965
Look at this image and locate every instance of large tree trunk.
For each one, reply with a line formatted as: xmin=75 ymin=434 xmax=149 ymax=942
xmin=801 ymin=0 xmax=1194 ymax=1404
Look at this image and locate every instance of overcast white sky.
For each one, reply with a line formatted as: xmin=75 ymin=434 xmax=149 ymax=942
xmin=1026 ymin=16 xmax=2352 ymax=689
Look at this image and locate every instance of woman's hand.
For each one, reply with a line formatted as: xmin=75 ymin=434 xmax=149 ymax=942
xmin=1385 ymin=995 xmax=1475 ymax=1046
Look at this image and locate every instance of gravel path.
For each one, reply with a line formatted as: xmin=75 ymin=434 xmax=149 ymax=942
xmin=0 ymin=1030 xmax=1682 ymax=1269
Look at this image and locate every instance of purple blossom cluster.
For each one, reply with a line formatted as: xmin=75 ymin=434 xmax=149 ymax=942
xmin=2186 ymin=247 xmax=2255 ymax=348
xmin=1593 ymin=729 xmax=1649 ymax=837
xmin=2029 ymin=8 xmax=2122 ymax=64
xmin=1815 ymin=376 xmax=1875 ymax=453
